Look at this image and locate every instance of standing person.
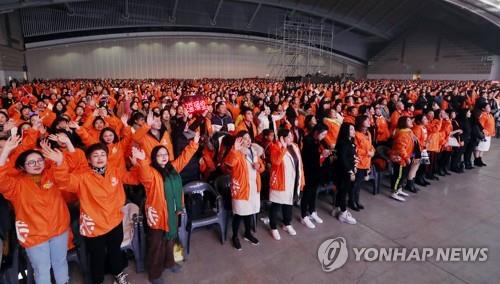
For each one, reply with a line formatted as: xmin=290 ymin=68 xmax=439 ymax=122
xmin=352 ymin=115 xmax=374 ymax=211
xmin=390 ymin=116 xmax=415 ymax=201
xmin=300 ymin=124 xmax=328 ymax=229
xmin=412 ymin=114 xmax=430 ymax=187
xmin=49 ymin=143 xmax=144 ymax=284
xmin=332 ymin=123 xmax=357 ymax=225
xmin=449 ymin=110 xmax=465 ymax=173
xmin=268 ymin=129 xmax=304 ymax=240
xmin=0 ymin=136 xmax=70 ymax=284
xmin=475 ymin=103 xmax=495 ymax=166
xmin=134 ymin=134 xmax=199 ymax=284
xmin=459 ymin=109 xmax=474 ymax=170
xmin=223 ymin=131 xmax=264 ymax=250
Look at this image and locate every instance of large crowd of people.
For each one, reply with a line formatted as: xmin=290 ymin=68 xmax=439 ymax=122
xmin=0 ymin=78 xmax=498 ymax=284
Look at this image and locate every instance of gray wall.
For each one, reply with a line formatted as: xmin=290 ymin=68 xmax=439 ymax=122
xmin=367 ymin=22 xmax=494 ymax=80
xmin=0 ymin=12 xmax=25 ymax=87
xmin=25 ymin=33 xmax=366 ymax=80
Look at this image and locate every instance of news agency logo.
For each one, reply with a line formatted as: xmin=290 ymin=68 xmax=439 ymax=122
xmin=317 ymin=237 xmax=349 ymax=272
xmin=318 ymin=237 xmax=488 ymax=272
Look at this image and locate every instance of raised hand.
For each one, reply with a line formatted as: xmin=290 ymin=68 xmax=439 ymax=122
xmin=41 ymin=144 xmax=63 ymax=166
xmin=131 ymin=147 xmax=146 ymax=161
xmin=146 ymin=111 xmax=154 ymax=126
xmin=234 ymin=137 xmax=244 ymax=151
xmin=120 ymin=114 xmax=129 ymax=126
xmin=2 ymin=135 xmax=21 ymax=154
xmin=193 ymin=131 xmax=200 ymax=144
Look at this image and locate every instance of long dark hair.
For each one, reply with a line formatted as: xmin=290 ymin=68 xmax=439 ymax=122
xmin=336 ymin=123 xmax=354 ymax=147
xmin=150 ymin=145 xmax=175 ymax=180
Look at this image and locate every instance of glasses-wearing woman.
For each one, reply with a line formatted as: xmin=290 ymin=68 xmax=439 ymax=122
xmin=134 ymin=133 xmax=199 ymax=284
xmin=0 ymin=135 xmax=70 ymax=284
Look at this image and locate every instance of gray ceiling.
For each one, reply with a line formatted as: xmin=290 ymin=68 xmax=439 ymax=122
xmin=2 ymin=0 xmax=500 ymax=61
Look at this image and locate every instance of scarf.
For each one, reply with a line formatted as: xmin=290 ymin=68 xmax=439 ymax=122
xmin=286 ymin=145 xmax=300 ymax=201
xmin=92 ymin=166 xmax=106 ymax=176
xmin=163 ymin=165 xmax=184 ymax=240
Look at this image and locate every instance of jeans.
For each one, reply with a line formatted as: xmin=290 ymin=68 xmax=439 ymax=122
xmin=25 ymin=230 xmax=69 ymax=284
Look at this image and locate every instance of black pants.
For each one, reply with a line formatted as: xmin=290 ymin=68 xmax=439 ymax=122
xmin=232 ymin=214 xmax=252 ymax=238
xmin=335 ymin=174 xmax=352 ymax=212
xmin=269 ymin=203 xmax=292 ymax=230
xmin=450 ymin=147 xmax=463 ymax=170
xmin=350 ymin=169 xmax=367 ymax=205
xmin=426 ymin=151 xmax=438 ymax=176
xmin=300 ymin=181 xmax=318 ymax=218
xmin=83 ymin=224 xmax=125 ymax=284
xmin=391 ymin=164 xmax=408 ymax=193
xmin=463 ymin=141 xmax=474 ymax=166
xmin=438 ymin=151 xmax=451 ymax=171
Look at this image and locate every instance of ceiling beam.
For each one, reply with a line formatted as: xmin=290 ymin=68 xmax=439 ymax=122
xmin=371 ymin=0 xmax=410 ymax=28
xmin=210 ymin=0 xmax=224 ymax=26
xmin=247 ymin=2 xmax=262 ymax=28
xmin=169 ymin=0 xmax=179 ymax=23
xmin=232 ymin=0 xmax=390 ymax=39
xmin=0 ymin=0 xmax=90 ymax=14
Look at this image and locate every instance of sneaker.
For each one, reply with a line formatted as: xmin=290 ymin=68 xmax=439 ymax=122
xmin=271 ymin=229 xmax=281 ymax=240
xmin=113 ymin=272 xmax=131 ymax=284
xmin=243 ymin=233 xmax=260 ymax=245
xmin=391 ymin=193 xmax=406 ymax=202
xmin=310 ymin=212 xmax=323 ymax=224
xmin=232 ymin=236 xmax=242 ymax=251
xmin=338 ymin=210 xmax=357 ymax=225
xmin=260 ymin=217 xmax=270 ymax=225
xmin=397 ymin=188 xmax=409 ymax=197
xmin=283 ymin=225 xmax=297 ymax=236
xmin=301 ymin=216 xmax=316 ymax=229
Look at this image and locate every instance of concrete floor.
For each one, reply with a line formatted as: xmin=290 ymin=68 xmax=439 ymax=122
xmin=71 ymin=140 xmax=500 ymax=284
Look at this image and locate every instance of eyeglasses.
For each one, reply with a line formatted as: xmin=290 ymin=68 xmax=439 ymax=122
xmin=25 ymin=158 xmax=45 ymax=167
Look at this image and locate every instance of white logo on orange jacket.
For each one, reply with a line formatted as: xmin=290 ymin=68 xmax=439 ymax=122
xmin=146 ymin=206 xmax=160 ymax=227
xmin=15 ymin=220 xmax=29 ymax=243
xmin=80 ymin=213 xmax=96 ymax=236
xmin=231 ymin=178 xmax=241 ymax=196
xmin=111 ymin=177 xmax=118 ymax=187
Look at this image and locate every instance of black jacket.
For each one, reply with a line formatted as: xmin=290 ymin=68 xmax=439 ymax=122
xmin=301 ymin=135 xmax=321 ymax=182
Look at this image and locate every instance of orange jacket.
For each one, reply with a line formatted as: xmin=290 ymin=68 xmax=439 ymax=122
xmin=427 ymin=119 xmax=442 ymax=152
xmin=479 ymin=112 xmax=496 ymax=137
xmin=440 ymin=119 xmax=453 ymax=149
xmin=412 ymin=124 xmax=428 ymax=150
xmin=374 ymin=116 xmax=390 ymax=143
xmin=0 ymin=164 xmax=70 ymax=248
xmin=269 ymin=142 xmax=305 ymax=192
xmin=132 ymin=124 xmax=174 ymax=161
xmin=323 ymin=117 xmax=341 ymax=147
xmin=235 ymin=121 xmax=258 ymax=138
xmin=391 ymin=128 xmax=415 ymax=166
xmin=223 ymin=148 xmax=265 ymax=201
xmin=53 ymin=162 xmax=141 ymax=237
xmin=137 ymin=141 xmax=198 ymax=232
xmin=390 ymin=110 xmax=402 ymax=134
xmin=354 ymin=131 xmax=374 ymax=170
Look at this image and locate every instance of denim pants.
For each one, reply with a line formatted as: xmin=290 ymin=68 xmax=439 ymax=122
xmin=25 ymin=230 xmax=69 ymax=284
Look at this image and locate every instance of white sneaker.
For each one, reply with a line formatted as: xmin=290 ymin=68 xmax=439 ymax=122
xmin=391 ymin=193 xmax=406 ymax=202
xmin=310 ymin=212 xmax=323 ymax=224
xmin=271 ymin=229 xmax=281 ymax=240
xmin=301 ymin=217 xmax=316 ymax=229
xmin=260 ymin=217 xmax=270 ymax=226
xmin=338 ymin=210 xmax=357 ymax=225
xmin=331 ymin=207 xmax=341 ymax=217
xmin=283 ymin=225 xmax=297 ymax=236
xmin=396 ymin=189 xmax=409 ymax=197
